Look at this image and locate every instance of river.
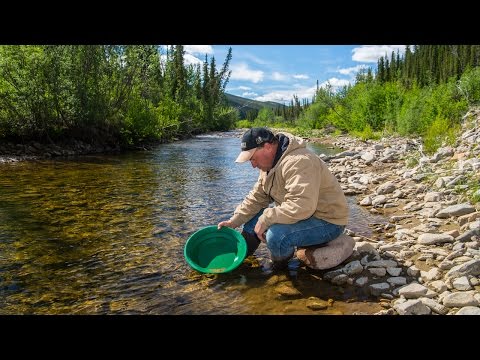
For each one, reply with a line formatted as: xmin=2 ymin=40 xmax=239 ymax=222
xmin=0 ymin=131 xmax=386 ymax=314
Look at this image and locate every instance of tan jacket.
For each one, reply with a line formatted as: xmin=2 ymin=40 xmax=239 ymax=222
xmin=230 ymin=132 xmax=349 ymax=228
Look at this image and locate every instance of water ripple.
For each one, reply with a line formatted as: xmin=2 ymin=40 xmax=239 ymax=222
xmin=0 ymin=135 xmax=384 ymax=314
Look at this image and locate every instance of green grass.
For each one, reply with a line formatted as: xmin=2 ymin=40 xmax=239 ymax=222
xmin=350 ymin=124 xmax=382 ymax=141
xmin=404 ymin=152 xmax=420 ymax=168
xmin=468 ymin=178 xmax=480 ymax=204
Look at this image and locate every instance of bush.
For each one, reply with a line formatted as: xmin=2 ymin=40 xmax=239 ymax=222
xmin=458 ymin=67 xmax=480 ymax=105
xmin=350 ymin=123 xmax=381 ymax=141
xmin=235 ymin=119 xmax=253 ymax=129
xmin=121 ymin=95 xmax=161 ymax=145
xmin=213 ymin=106 xmax=239 ymax=131
xmin=422 ymin=116 xmax=459 ymax=155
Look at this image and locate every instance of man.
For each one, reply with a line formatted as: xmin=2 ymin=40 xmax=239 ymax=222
xmin=218 ymin=127 xmax=349 ymax=270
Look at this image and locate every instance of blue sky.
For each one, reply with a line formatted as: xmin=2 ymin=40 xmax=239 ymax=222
xmin=179 ymin=45 xmax=406 ymax=105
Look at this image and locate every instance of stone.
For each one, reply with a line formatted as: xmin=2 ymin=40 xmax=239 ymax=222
xmin=296 ymin=233 xmax=355 ymax=270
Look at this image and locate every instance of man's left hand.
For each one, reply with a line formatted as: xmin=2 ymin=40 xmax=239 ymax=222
xmin=254 ymin=222 xmax=268 ymax=242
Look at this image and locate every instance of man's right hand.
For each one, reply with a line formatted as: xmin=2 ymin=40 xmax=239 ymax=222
xmin=217 ymin=220 xmax=236 ymax=230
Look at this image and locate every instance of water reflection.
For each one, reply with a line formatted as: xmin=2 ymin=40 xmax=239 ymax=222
xmin=0 ymin=132 xmax=384 ymax=314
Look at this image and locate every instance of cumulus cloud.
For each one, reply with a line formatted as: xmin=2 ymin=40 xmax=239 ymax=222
xmin=352 ymin=45 xmax=406 ymax=63
xmin=184 ymin=45 xmax=214 ymax=55
xmin=250 ymin=78 xmax=351 ymax=104
xmin=230 ymin=63 xmax=264 ymax=83
xmin=254 ymin=92 xmax=292 ymax=103
xmin=319 ymin=77 xmax=351 ymax=89
xmin=242 ymin=91 xmax=258 ymax=97
xmin=338 ymin=65 xmax=370 ymax=76
xmin=184 ymin=53 xmax=203 ymax=66
xmin=271 ymin=72 xmax=288 ymax=81
xmin=254 ymin=85 xmax=317 ymax=104
xmin=293 ymin=74 xmax=309 ymax=79
xmin=159 ymin=45 xmax=211 ymax=67
xmin=245 ymin=76 xmax=353 ymax=105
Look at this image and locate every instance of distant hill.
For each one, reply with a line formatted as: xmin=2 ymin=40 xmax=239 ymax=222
xmin=224 ymin=93 xmax=284 ymax=119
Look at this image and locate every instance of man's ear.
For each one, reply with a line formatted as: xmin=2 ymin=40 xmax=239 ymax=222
xmin=264 ymin=142 xmax=275 ymax=153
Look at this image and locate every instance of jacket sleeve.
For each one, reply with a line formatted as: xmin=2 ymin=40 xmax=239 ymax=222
xmin=229 ymin=173 xmax=271 ymax=227
xmin=260 ymin=155 xmax=320 ymax=227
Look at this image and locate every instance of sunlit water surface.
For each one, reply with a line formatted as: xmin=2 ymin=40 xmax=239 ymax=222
xmin=0 ymin=131 xmax=386 ymax=314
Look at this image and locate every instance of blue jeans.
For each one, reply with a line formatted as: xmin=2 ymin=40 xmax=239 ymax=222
xmin=243 ymin=209 xmax=345 ymax=261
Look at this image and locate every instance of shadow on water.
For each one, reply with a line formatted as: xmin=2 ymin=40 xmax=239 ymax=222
xmin=0 ymin=131 xmax=384 ymax=315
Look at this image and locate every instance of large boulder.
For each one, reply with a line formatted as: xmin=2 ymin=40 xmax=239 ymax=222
xmin=296 ymin=233 xmax=355 ymax=270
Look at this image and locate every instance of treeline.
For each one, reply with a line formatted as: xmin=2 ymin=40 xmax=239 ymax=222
xmin=376 ymin=45 xmax=480 ymax=86
xmin=275 ymin=95 xmax=309 ymax=122
xmin=242 ymin=94 xmax=308 ymax=126
xmin=247 ymin=45 xmax=480 ymax=154
xmin=0 ymin=45 xmax=237 ymax=146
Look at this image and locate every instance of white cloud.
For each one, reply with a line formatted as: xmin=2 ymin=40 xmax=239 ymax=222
xmin=245 ymin=78 xmax=352 ymax=105
xmin=338 ymin=65 xmax=370 ymax=76
xmin=184 ymin=53 xmax=203 ymax=66
xmin=254 ymin=92 xmax=291 ymax=103
xmin=246 ymin=77 xmax=351 ymax=104
xmin=293 ymin=74 xmax=309 ymax=80
xmin=352 ymin=45 xmax=406 ymax=63
xmin=271 ymin=72 xmax=288 ymax=81
xmin=254 ymin=85 xmax=317 ymax=104
xmin=230 ymin=63 xmax=264 ymax=83
xmin=225 ymin=85 xmax=253 ymax=93
xmin=319 ymin=77 xmax=351 ymax=90
xmin=242 ymin=91 xmax=258 ymax=97
xmin=184 ymin=45 xmax=214 ymax=55
xmin=183 ymin=45 xmax=215 ymax=66
xmin=240 ymin=52 xmax=271 ymax=65
xmin=159 ymin=46 xmax=208 ymax=67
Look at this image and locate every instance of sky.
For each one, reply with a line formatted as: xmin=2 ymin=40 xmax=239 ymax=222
xmin=180 ymin=45 xmax=406 ymax=105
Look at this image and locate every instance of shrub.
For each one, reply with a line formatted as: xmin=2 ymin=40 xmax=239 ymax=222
xmin=422 ymin=116 xmax=460 ymax=155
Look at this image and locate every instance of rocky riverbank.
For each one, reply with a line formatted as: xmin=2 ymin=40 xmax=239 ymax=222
xmin=0 ymin=139 xmax=122 ymax=163
xmin=313 ymin=107 xmax=480 ymax=315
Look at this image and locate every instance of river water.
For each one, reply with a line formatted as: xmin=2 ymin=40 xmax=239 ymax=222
xmin=0 ymin=131 xmax=386 ymax=314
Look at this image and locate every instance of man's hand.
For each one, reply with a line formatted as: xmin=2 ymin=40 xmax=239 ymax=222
xmin=217 ymin=220 xmax=236 ymax=230
xmin=254 ymin=222 xmax=268 ymax=242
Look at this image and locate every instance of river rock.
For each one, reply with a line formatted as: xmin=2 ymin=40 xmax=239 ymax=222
xmin=296 ymin=233 xmax=355 ymax=270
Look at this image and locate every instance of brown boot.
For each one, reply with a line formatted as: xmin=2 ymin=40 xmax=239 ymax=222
xmin=241 ymin=230 xmax=261 ymax=257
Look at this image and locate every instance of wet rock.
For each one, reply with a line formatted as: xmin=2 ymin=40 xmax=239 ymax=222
xmin=274 ymin=283 xmax=302 ymax=298
xmin=306 ymin=297 xmax=329 ymax=310
xmin=369 ymin=283 xmax=390 ymax=296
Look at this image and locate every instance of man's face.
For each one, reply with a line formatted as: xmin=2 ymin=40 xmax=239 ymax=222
xmin=249 ymin=142 xmax=276 ymax=172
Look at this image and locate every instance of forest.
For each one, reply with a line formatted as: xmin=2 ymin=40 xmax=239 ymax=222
xmin=1 ymin=45 xmax=479 ymax=154
xmin=0 ymin=45 xmax=236 ymax=147
xmin=243 ymin=45 xmax=480 ymax=154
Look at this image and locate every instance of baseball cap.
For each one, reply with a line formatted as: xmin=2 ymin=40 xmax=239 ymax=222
xmin=235 ymin=127 xmax=274 ymax=163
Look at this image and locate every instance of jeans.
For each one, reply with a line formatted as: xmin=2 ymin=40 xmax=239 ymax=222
xmin=242 ymin=209 xmax=345 ymax=261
